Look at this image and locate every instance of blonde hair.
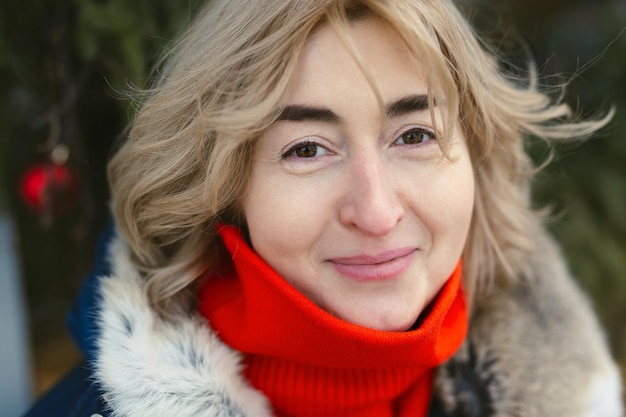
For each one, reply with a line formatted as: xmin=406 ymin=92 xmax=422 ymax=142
xmin=108 ymin=0 xmax=611 ymax=316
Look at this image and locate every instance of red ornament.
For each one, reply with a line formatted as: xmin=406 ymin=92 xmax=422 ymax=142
xmin=20 ymin=161 xmax=80 ymax=216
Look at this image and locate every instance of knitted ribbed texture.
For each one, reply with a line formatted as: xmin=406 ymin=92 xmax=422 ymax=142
xmin=199 ymin=225 xmax=467 ymax=417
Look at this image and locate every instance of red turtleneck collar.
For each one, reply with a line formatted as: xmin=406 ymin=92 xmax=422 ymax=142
xmin=199 ymin=225 xmax=467 ymax=417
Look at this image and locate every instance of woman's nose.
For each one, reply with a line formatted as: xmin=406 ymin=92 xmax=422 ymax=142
xmin=338 ymin=155 xmax=405 ymax=236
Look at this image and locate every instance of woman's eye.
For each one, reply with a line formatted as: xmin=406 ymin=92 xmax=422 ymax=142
xmin=283 ymin=142 xmax=328 ymax=159
xmin=394 ymin=127 xmax=436 ymax=145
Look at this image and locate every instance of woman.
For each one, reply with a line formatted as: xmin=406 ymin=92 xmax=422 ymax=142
xmin=26 ymin=0 xmax=622 ymax=416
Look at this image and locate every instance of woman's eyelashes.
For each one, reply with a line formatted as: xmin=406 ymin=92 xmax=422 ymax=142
xmin=281 ymin=140 xmax=330 ymax=160
xmin=393 ymin=126 xmax=437 ymax=146
xmin=279 ymin=126 xmax=437 ymax=161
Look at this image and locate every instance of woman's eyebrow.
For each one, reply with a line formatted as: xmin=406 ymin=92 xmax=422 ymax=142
xmin=276 ymin=94 xmax=430 ymax=124
xmin=385 ymin=94 xmax=430 ymax=118
xmin=277 ymin=105 xmax=342 ymax=123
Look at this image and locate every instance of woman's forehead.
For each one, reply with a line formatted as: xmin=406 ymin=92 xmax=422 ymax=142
xmin=284 ymin=17 xmax=428 ymax=106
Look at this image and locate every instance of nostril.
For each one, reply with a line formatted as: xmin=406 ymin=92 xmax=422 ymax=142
xmin=338 ymin=190 xmax=404 ymax=236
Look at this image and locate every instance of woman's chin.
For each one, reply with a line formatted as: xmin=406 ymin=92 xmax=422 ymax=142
xmin=337 ymin=307 xmax=420 ymax=332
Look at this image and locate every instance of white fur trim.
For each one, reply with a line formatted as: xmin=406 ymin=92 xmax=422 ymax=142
xmin=95 ymin=234 xmax=272 ymax=417
xmin=587 ymin=364 xmax=623 ymax=417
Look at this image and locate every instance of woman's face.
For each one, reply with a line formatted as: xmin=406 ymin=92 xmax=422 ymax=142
xmin=242 ymin=18 xmax=474 ymax=331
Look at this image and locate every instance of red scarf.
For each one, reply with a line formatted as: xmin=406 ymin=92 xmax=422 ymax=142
xmin=199 ymin=225 xmax=467 ymax=417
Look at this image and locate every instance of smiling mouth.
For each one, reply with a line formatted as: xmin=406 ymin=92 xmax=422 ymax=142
xmin=329 ymin=248 xmax=416 ymax=281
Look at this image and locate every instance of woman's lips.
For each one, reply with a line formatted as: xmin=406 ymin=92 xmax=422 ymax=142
xmin=329 ymin=248 xmax=416 ymax=281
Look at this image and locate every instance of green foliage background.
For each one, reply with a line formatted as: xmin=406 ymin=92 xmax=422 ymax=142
xmin=466 ymin=0 xmax=626 ymax=367
xmin=1 ymin=0 xmax=624 ymax=379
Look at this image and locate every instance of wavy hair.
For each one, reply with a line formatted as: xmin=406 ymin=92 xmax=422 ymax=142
xmin=108 ymin=0 xmax=611 ymax=317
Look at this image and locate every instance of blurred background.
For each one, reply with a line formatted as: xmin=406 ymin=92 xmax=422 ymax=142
xmin=0 ymin=0 xmax=624 ymax=414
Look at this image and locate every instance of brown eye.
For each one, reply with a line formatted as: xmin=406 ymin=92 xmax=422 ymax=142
xmin=282 ymin=141 xmax=329 ymax=159
xmin=295 ymin=143 xmax=319 ymax=158
xmin=395 ymin=128 xmax=436 ymax=145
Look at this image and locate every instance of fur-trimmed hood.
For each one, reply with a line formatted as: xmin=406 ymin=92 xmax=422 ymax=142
xmin=80 ymin=227 xmax=622 ymax=417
